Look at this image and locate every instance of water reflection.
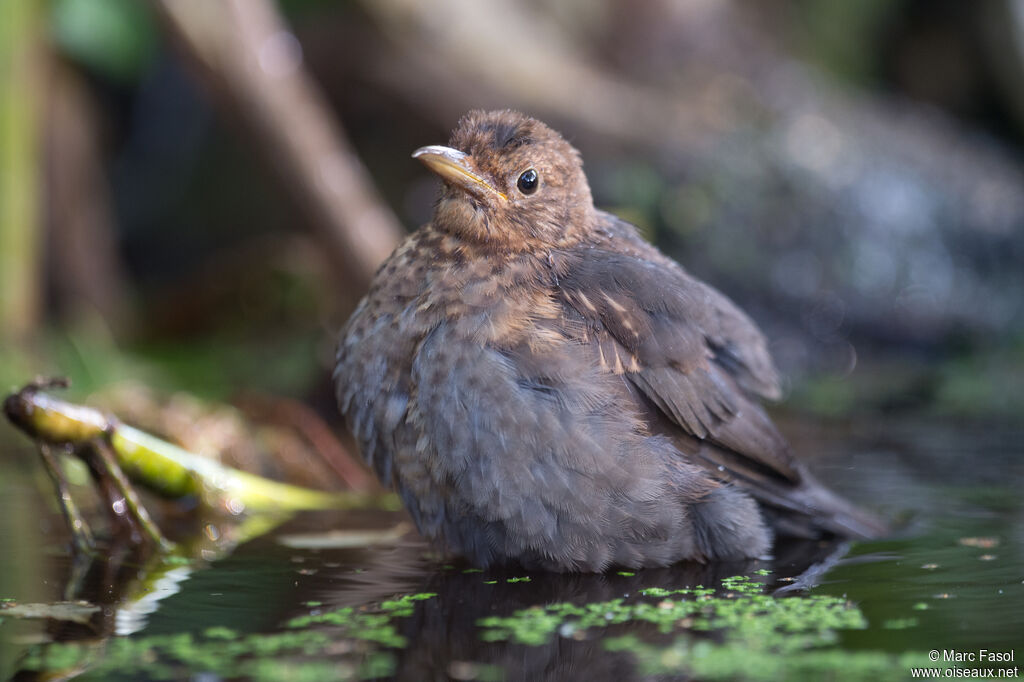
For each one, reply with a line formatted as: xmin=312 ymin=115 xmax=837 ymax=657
xmin=3 ymin=416 xmax=1023 ymax=680
xmin=6 ymin=522 xmax=854 ymax=681
xmin=390 ymin=539 xmax=849 ymax=682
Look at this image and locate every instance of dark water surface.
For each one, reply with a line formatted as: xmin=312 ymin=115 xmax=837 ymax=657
xmin=1 ymin=415 xmax=1021 ymax=681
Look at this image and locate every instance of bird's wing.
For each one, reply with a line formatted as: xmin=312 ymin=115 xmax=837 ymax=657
xmin=556 ymin=246 xmax=799 ymax=483
xmin=591 ymin=213 xmax=782 ymax=401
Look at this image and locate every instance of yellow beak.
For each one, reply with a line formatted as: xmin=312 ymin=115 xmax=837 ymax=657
xmin=412 ymin=145 xmax=508 ymax=201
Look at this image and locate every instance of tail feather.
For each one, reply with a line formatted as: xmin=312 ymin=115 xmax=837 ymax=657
xmin=778 ymin=471 xmax=888 ymax=540
xmin=690 ymin=440 xmax=887 ymax=541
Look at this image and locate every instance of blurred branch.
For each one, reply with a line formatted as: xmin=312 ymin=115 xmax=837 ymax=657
xmin=149 ymin=0 xmax=404 ymax=298
xmin=46 ymin=60 xmax=131 ymax=331
xmin=0 ymin=0 xmax=43 ymax=341
xmin=233 ymin=391 xmax=373 ymax=491
xmin=364 ymin=0 xmax=709 ymax=153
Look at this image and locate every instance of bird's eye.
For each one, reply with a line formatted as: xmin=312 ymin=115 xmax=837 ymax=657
xmin=517 ymin=169 xmax=539 ymax=195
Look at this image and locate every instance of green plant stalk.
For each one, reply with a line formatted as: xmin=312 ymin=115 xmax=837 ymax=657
xmin=86 ymin=439 xmax=175 ymax=551
xmin=110 ymin=424 xmax=355 ymax=512
xmin=0 ymin=0 xmax=41 ymax=340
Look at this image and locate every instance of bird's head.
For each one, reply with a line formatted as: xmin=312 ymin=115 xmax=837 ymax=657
xmin=413 ymin=110 xmax=595 ymax=252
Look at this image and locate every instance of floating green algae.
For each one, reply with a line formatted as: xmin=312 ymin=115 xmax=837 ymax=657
xmin=19 ymin=593 xmax=439 ymax=681
xmin=476 ymin=573 xmax=936 ymax=681
xmin=284 ymin=592 xmax=437 ymax=648
xmin=21 ymin=630 xmax=339 ymax=681
xmin=478 ymin=574 xmax=865 ymax=645
xmin=11 ymin=574 xmax=946 ymax=681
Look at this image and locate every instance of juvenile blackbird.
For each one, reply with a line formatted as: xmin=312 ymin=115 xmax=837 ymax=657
xmin=335 ymin=110 xmax=883 ymax=572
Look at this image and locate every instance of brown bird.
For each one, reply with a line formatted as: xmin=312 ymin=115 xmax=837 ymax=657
xmin=335 ymin=110 xmax=883 ymax=572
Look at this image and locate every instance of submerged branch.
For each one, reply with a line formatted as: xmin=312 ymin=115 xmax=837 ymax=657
xmin=3 ymin=381 xmax=387 ymax=515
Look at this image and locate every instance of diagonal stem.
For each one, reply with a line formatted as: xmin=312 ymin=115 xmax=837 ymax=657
xmin=37 ymin=443 xmax=95 ymax=557
xmin=83 ymin=441 xmax=175 ymax=554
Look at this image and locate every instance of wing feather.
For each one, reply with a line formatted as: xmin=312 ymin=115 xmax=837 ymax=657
xmin=557 ymin=246 xmax=798 ymax=482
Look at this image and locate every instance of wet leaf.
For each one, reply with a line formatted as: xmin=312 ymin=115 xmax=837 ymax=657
xmin=1 ymin=600 xmax=100 ymax=624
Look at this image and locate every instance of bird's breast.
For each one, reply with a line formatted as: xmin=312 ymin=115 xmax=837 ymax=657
xmin=409 ymin=251 xmax=568 ymax=352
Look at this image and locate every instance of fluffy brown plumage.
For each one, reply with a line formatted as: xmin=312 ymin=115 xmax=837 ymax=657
xmin=334 ymin=110 xmax=883 ymax=572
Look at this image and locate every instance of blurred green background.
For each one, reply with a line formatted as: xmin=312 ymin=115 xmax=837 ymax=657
xmin=2 ymin=0 xmax=1023 ymax=417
